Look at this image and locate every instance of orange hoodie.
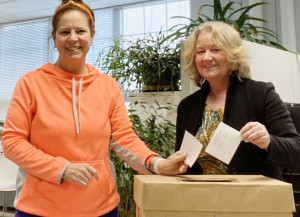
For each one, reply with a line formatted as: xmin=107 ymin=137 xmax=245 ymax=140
xmin=2 ymin=63 xmax=157 ymax=217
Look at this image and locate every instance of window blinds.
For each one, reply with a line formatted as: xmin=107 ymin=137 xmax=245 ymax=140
xmin=0 ymin=0 xmax=190 ymax=121
xmin=0 ymin=18 xmax=50 ymax=121
xmin=120 ymin=0 xmax=190 ymax=39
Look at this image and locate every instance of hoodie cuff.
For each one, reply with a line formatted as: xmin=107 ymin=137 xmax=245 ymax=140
xmin=57 ymin=162 xmax=71 ymax=185
xmin=144 ymin=154 xmax=160 ymax=174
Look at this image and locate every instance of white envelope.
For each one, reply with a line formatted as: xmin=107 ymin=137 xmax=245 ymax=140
xmin=179 ymin=131 xmax=203 ymax=167
xmin=205 ymin=122 xmax=241 ymax=164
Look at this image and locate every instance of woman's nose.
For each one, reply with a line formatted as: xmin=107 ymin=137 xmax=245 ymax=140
xmin=68 ymin=32 xmax=78 ymax=41
xmin=203 ymin=51 xmax=212 ymax=60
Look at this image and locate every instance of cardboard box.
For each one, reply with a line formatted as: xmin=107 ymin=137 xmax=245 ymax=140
xmin=134 ymin=175 xmax=296 ymax=217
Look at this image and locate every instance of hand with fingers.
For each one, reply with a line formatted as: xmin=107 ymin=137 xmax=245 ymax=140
xmin=150 ymin=151 xmax=188 ymax=175
xmin=240 ymin=121 xmax=271 ymax=151
xmin=62 ymin=163 xmax=100 ymax=188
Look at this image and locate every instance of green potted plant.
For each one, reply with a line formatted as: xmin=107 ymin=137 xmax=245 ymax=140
xmin=163 ymin=0 xmax=286 ymax=50
xmin=98 ymin=31 xmax=181 ymax=93
xmin=111 ymin=102 xmax=176 ymax=217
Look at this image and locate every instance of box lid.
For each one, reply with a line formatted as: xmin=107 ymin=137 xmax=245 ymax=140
xmin=134 ymin=175 xmax=295 ymax=213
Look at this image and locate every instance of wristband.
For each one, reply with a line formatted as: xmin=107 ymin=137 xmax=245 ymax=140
xmin=153 ymin=158 xmax=164 ymax=175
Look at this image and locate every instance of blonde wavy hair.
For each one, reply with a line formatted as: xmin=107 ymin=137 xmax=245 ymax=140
xmin=183 ymin=21 xmax=251 ymax=87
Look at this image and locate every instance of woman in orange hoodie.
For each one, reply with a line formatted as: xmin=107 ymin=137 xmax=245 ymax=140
xmin=1 ymin=1 xmax=188 ymax=216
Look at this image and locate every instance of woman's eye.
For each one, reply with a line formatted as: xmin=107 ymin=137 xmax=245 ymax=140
xmin=60 ymin=31 xmax=69 ymax=35
xmin=212 ymin=49 xmax=220 ymax=53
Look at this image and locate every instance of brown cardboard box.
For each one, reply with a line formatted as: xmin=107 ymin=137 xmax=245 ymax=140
xmin=134 ymin=175 xmax=296 ymax=217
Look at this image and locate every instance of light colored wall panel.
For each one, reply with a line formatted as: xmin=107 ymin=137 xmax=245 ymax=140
xmin=245 ymin=40 xmax=294 ymax=103
xmin=293 ymin=55 xmax=300 ymax=104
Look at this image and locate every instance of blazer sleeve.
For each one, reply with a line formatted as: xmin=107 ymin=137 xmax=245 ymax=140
xmin=175 ymin=100 xmax=185 ymax=152
xmin=263 ymin=82 xmax=300 ymax=170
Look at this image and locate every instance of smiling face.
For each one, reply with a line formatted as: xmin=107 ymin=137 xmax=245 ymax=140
xmin=52 ymin=10 xmax=94 ymax=65
xmin=194 ymin=30 xmax=231 ymax=85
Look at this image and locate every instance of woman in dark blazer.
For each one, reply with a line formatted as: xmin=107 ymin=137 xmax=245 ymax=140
xmin=176 ymin=21 xmax=300 ymax=180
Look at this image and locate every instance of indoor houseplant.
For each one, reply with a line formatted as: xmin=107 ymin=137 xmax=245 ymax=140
xmin=111 ymin=101 xmax=176 ymax=217
xmin=98 ymin=31 xmax=181 ymax=93
xmin=163 ymin=0 xmax=286 ymax=50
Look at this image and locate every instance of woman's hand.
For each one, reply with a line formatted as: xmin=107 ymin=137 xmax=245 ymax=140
xmin=150 ymin=152 xmax=188 ymax=175
xmin=62 ymin=163 xmax=99 ymax=188
xmin=240 ymin=122 xmax=270 ymax=151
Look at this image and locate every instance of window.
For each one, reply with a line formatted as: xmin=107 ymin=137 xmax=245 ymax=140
xmin=120 ymin=0 xmax=190 ymax=40
xmin=87 ymin=8 xmax=114 ymax=68
xmin=0 ymin=18 xmax=50 ymax=121
xmin=0 ymin=8 xmax=115 ymax=121
xmin=0 ymin=0 xmax=190 ymax=121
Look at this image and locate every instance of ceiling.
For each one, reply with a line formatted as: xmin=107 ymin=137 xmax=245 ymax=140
xmin=0 ymin=0 xmax=148 ymax=24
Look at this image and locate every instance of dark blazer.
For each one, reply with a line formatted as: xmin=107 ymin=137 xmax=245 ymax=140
xmin=176 ymin=76 xmax=300 ymax=180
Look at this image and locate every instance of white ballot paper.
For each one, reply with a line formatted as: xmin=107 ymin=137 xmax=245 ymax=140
xmin=206 ymin=122 xmax=241 ymax=164
xmin=179 ymin=131 xmax=203 ymax=167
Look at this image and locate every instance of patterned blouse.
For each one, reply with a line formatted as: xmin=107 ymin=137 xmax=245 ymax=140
xmin=195 ymin=104 xmax=228 ymax=174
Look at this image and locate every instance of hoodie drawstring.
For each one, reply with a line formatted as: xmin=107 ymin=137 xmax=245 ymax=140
xmin=72 ymin=77 xmax=83 ymax=134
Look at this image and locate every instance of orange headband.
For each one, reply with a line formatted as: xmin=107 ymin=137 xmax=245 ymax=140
xmin=53 ymin=0 xmax=94 ymax=26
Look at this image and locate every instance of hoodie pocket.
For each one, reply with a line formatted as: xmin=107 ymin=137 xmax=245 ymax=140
xmin=35 ymin=160 xmax=112 ymax=212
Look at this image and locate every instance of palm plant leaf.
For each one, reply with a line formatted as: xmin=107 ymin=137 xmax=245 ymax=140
xmin=229 ymin=2 xmax=268 ymax=19
xmin=268 ymin=41 xmax=287 ymax=50
xmin=199 ymin=14 xmax=214 ymax=22
xmin=166 ymin=0 xmax=286 ymax=50
xmin=247 ymin=17 xmax=267 ymax=23
xmin=213 ymin=0 xmax=223 ymax=20
xmin=235 ymin=14 xmax=251 ymax=30
xmin=257 ymin=30 xmax=280 ymax=41
xmin=221 ymin=2 xmax=235 ymax=18
xmin=242 ymin=28 xmax=253 ymax=41
xmin=256 ymin=26 xmax=279 ymax=36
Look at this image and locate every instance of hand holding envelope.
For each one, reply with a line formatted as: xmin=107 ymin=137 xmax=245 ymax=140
xmin=179 ymin=131 xmax=203 ymax=167
xmin=179 ymin=122 xmax=241 ymax=167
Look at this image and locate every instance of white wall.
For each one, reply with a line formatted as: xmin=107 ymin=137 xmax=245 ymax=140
xmin=246 ymin=41 xmax=300 ymax=104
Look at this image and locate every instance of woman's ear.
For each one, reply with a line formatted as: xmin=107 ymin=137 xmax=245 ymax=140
xmin=90 ymin=29 xmax=95 ymax=46
xmin=52 ymin=31 xmax=56 ymax=43
xmin=52 ymin=31 xmax=57 ymax=48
